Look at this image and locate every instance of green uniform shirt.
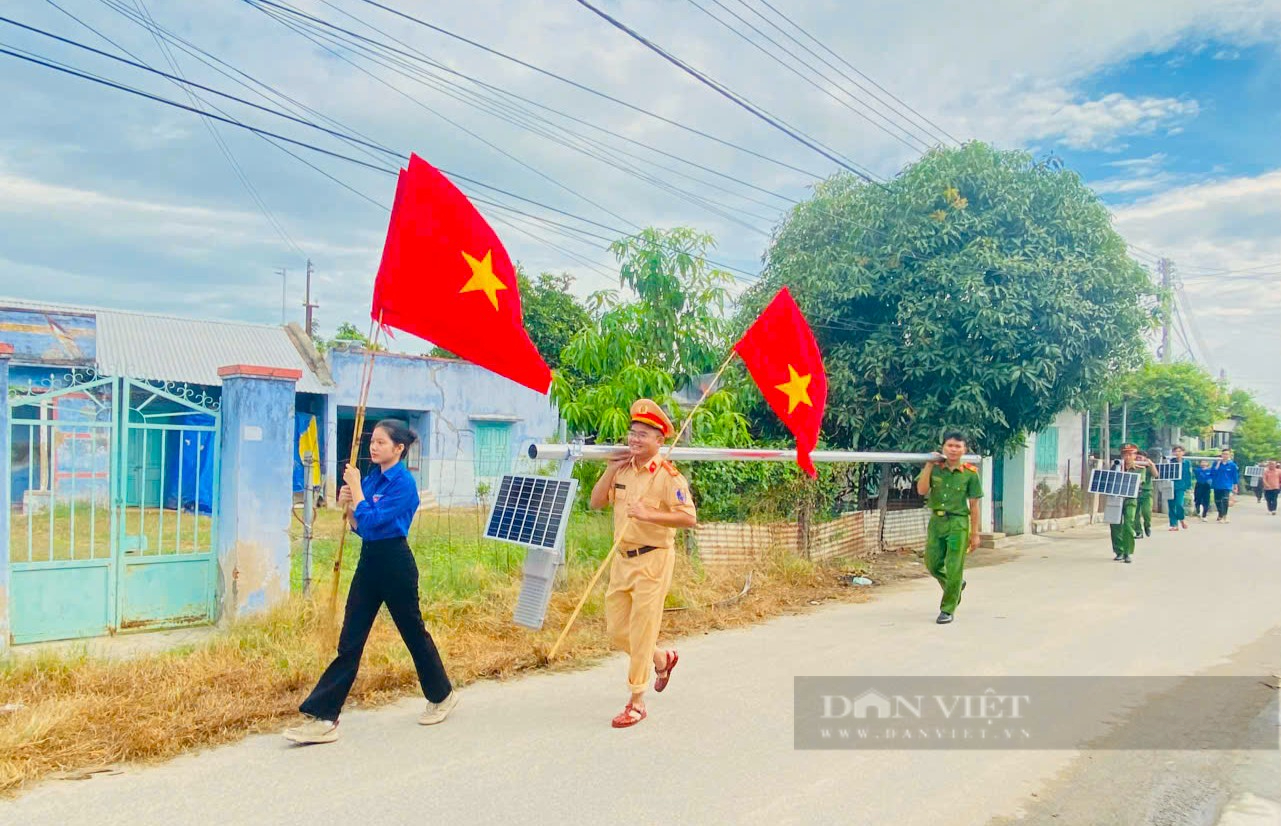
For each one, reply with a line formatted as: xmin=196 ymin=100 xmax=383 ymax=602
xmin=1137 ymin=463 xmax=1156 ymax=497
xmin=925 ymin=463 xmax=983 ymax=516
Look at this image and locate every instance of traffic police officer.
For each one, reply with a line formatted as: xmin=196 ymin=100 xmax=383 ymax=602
xmin=916 ymin=431 xmax=983 ymax=625
xmin=589 ymin=399 xmax=697 ymax=728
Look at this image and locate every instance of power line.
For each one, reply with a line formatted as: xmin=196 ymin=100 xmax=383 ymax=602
xmin=37 ymin=1 xmax=307 ymax=260
xmin=685 ymin=0 xmax=935 ymax=154
xmin=301 ymin=0 xmax=830 ymax=180
xmin=570 ymin=0 xmax=881 ymax=183
xmin=247 ymin=0 xmax=781 ymax=234
xmin=748 ymin=0 xmax=960 ymax=146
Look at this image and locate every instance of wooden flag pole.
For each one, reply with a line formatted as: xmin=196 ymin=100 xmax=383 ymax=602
xmin=546 ymin=350 xmax=737 ymax=661
xmin=326 ymin=311 xmax=384 ymax=623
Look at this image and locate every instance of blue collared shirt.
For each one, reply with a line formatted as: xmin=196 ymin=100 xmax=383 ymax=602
xmin=1210 ymin=460 xmax=1239 ymax=491
xmin=1193 ymin=466 xmax=1213 ymax=486
xmin=352 ymin=462 xmax=419 ymax=541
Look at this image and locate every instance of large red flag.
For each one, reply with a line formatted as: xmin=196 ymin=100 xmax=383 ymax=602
xmin=733 ymin=288 xmax=827 ymax=477
xmin=372 ymin=154 xmax=552 ymax=393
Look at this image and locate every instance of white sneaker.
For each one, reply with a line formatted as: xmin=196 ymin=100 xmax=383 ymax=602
xmin=419 ymin=692 xmax=460 ymax=726
xmin=283 ymin=716 xmax=339 ymax=744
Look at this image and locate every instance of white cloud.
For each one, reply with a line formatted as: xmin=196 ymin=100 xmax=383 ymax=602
xmin=963 ymin=88 xmax=1199 ymax=151
xmin=1114 ymin=170 xmax=1281 ymax=407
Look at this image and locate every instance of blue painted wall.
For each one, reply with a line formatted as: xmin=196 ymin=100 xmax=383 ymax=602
xmin=216 ymin=371 xmax=298 ymax=618
xmin=0 ymin=351 xmax=12 ymax=649
xmin=325 ymin=347 xmax=561 ymax=507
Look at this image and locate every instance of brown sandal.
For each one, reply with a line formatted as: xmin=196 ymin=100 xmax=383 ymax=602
xmin=611 ymin=702 xmax=646 ymax=728
xmin=654 ymin=650 xmax=679 ymax=693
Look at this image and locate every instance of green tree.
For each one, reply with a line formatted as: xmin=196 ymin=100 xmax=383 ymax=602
xmin=1112 ymin=361 xmax=1221 ymax=447
xmin=316 ymin=321 xmax=384 ymax=354
xmin=745 ymin=142 xmax=1159 ymax=454
xmin=554 ymin=227 xmax=747 ymax=444
xmin=1226 ymin=389 xmax=1281 ymax=467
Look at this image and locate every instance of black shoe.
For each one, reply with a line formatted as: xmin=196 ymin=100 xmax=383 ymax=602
xmin=936 ymin=612 xmax=954 ymax=624
xmin=1134 ymin=533 xmax=1144 ymax=540
xmin=1123 ymin=557 xmax=1132 ymax=563
xmin=1144 ymin=528 xmax=1151 ymax=537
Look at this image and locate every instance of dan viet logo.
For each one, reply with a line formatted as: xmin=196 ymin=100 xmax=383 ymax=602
xmin=823 ymin=688 xmax=1032 ymax=721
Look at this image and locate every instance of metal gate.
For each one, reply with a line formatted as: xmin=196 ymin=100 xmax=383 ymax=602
xmin=7 ymin=371 xmax=220 ymax=644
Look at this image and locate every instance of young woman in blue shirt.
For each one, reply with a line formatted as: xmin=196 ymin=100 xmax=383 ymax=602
xmin=285 ymin=419 xmax=457 ymax=744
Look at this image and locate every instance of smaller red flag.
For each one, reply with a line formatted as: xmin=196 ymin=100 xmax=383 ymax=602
xmin=733 ymin=288 xmax=827 ymax=477
xmin=372 ymin=154 xmax=551 ymax=393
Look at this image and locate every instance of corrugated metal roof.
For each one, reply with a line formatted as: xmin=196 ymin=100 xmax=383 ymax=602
xmin=0 ymin=297 xmax=332 ymax=394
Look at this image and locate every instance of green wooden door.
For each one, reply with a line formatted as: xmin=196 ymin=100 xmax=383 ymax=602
xmin=473 ymin=422 xmax=512 ymax=480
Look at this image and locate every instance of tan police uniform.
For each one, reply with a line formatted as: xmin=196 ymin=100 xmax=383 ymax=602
xmin=604 ymin=400 xmax=697 ymax=693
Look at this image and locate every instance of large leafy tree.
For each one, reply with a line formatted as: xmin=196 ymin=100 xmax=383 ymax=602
xmin=744 ymin=142 xmax=1159 ymax=454
xmin=554 ymin=227 xmax=746 ymax=444
xmin=1111 ymin=361 xmax=1221 ymax=447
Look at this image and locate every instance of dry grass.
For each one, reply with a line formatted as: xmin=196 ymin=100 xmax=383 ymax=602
xmin=0 ymin=519 xmax=922 ymax=796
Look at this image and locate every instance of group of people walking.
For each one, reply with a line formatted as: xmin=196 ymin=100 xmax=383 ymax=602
xmin=1107 ymin=445 xmax=1277 ymax=562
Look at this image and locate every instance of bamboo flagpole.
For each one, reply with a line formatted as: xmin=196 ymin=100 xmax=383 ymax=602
xmin=546 ymin=351 xmax=737 ymax=660
xmin=326 ymin=311 xmax=384 ymax=623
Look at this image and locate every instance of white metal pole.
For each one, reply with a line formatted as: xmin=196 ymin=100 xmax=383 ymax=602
xmin=528 ymin=443 xmax=982 ymax=465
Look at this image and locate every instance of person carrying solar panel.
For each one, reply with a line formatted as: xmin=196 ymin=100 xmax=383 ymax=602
xmin=588 ymin=399 xmax=697 ymax=728
xmin=1210 ymin=448 xmax=1240 ymax=523
xmin=284 ymin=419 xmax=458 ymax=745
xmin=1108 ymin=444 xmax=1142 ymax=562
xmin=1131 ymin=447 xmax=1158 ymax=540
xmin=1165 ymin=445 xmax=1192 ymax=531
xmin=915 ymin=431 xmax=983 ymax=624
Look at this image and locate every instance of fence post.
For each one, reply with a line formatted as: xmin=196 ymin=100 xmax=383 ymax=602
xmin=876 ymin=462 xmax=891 ymax=552
xmin=301 ymin=450 xmax=315 ymax=596
xmin=0 ymin=344 xmax=12 ymax=651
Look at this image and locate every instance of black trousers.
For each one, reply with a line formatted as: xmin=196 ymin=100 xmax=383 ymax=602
xmin=1265 ymin=489 xmax=1279 ymax=513
xmin=1194 ymin=483 xmax=1211 ymax=517
xmin=1214 ymin=489 xmax=1232 ymax=518
xmin=300 ymin=537 xmax=452 ymax=720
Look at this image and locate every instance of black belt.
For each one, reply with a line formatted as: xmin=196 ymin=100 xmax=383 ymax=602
xmin=931 ymin=510 xmax=968 ymax=518
xmin=621 ymin=545 xmax=658 ymax=558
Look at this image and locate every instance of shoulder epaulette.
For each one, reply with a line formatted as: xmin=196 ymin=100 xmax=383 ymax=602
xmin=661 ymin=460 xmax=680 ymax=476
xmin=963 ymin=463 xmax=978 ymax=472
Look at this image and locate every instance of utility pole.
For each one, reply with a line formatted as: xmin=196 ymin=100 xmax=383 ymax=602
xmin=303 ymin=258 xmax=318 ymax=339
xmin=1158 ymin=258 xmax=1172 ymax=364
xmin=1101 ymin=401 xmax=1111 ymax=464
xmin=1121 ymin=400 xmax=1128 ymax=445
xmin=275 ymin=267 xmax=287 ymax=324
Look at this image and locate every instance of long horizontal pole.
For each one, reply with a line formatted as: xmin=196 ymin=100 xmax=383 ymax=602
xmin=528 ymin=443 xmax=983 ymax=464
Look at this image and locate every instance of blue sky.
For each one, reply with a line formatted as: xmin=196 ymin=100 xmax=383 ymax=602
xmin=0 ymin=0 xmax=1279 ymax=408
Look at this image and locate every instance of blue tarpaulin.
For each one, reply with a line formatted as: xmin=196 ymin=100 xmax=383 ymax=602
xmin=164 ymin=413 xmax=215 ymax=514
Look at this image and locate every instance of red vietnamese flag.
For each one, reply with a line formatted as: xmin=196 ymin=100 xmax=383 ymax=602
xmin=372 ymin=153 xmax=552 ymax=393
xmin=733 ymin=288 xmax=827 ymax=477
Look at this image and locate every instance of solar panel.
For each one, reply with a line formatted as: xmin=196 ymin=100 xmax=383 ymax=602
xmin=1089 ymin=469 xmax=1142 ymax=498
xmin=483 ymin=475 xmax=579 ymax=630
xmin=1244 ymin=465 xmax=1264 ymax=478
xmin=1155 ymin=462 xmax=1183 ymax=481
xmin=484 ymin=475 xmax=577 ymax=552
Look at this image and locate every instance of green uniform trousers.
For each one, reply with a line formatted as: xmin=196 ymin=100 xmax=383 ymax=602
xmin=925 ymin=514 xmax=969 ymax=614
xmin=1134 ymin=494 xmax=1153 ymax=537
xmin=1110 ymin=499 xmax=1137 ymax=558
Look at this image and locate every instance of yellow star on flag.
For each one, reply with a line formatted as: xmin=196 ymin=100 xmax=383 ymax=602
xmin=774 ymin=364 xmax=813 ymax=414
xmin=459 ymin=249 xmax=508 ymax=310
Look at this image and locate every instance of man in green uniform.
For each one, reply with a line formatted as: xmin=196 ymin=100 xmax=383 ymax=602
xmin=1109 ymin=444 xmax=1142 ymax=563
xmin=1132 ymin=447 xmax=1158 ymax=540
xmin=916 ymin=431 xmax=983 ymax=625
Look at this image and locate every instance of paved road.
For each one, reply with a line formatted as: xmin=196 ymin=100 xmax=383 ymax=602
xmin=5 ymin=504 xmax=1279 ymax=825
